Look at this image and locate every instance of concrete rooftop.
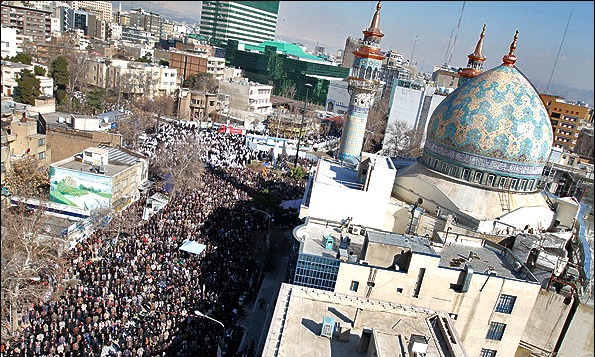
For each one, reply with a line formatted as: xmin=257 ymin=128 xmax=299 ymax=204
xmin=263 ymin=283 xmax=468 ymax=357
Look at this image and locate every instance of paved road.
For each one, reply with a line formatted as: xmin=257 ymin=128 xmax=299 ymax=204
xmin=236 ymin=229 xmax=292 ymax=356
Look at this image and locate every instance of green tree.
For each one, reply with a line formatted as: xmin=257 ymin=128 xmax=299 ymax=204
xmin=84 ymin=87 xmax=106 ymax=115
xmin=158 ymin=59 xmax=169 ymax=67
xmin=135 ymin=53 xmax=152 ymax=63
xmin=7 ymin=52 xmax=32 ymax=65
xmin=14 ymin=69 xmax=41 ymax=105
xmin=50 ymin=56 xmax=69 ymax=104
xmin=182 ymin=73 xmax=219 ymax=93
xmin=33 ymin=65 xmax=46 ymax=77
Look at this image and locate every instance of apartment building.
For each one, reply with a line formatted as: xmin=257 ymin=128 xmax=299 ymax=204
xmin=169 ymin=50 xmax=225 ymax=81
xmin=71 ymin=1 xmax=112 ymax=23
xmin=1 ymin=61 xmax=53 ymax=98
xmin=199 ymin=1 xmax=279 ymax=46
xmin=540 ymin=94 xmax=593 ymax=152
xmin=100 ymin=59 xmax=178 ymax=98
xmin=218 ymin=79 xmax=273 ymax=116
xmin=7 ymin=113 xmax=50 ymax=167
xmin=1 ymin=3 xmax=52 ymax=43
xmin=50 ymin=145 xmax=148 ymax=211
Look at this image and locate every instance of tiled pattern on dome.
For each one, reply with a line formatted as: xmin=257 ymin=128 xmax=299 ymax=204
xmin=426 ymin=66 xmax=552 ymax=165
xmin=424 ymin=141 xmax=544 ymax=176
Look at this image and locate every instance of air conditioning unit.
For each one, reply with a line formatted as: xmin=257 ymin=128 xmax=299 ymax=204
xmin=352 ymin=226 xmax=361 ymax=235
xmin=320 ymin=316 xmax=335 ymax=339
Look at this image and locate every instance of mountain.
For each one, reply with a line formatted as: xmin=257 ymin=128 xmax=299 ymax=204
xmin=531 ymin=80 xmax=594 ymax=107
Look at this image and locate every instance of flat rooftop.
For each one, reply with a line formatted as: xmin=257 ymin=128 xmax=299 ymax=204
xmin=295 ymin=219 xmax=367 ymax=260
xmin=56 ymin=158 xmax=129 ymax=177
xmin=367 ymin=231 xmax=437 ymax=256
xmin=263 ymin=283 xmax=467 ymax=357
xmin=316 ymin=159 xmax=361 ymax=190
xmin=437 ymin=240 xmax=532 ymax=281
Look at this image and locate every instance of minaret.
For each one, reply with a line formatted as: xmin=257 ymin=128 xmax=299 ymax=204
xmin=458 ymin=24 xmax=486 ymax=85
xmin=501 ymin=30 xmax=519 ymax=67
xmin=337 ymin=1 xmax=384 ymax=164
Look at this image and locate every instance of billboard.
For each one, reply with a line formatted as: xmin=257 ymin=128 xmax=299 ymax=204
xmin=49 ymin=166 xmax=112 ymax=211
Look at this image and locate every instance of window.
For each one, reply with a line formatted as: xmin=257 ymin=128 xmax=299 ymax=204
xmin=495 ymin=294 xmax=516 ymax=314
xmin=480 ymin=349 xmax=497 ymax=357
xmin=350 ymin=281 xmax=359 ymax=292
xmin=473 ymin=171 xmax=483 ymax=183
xmin=38 ymin=152 xmax=45 ymax=160
xmin=37 ymin=138 xmax=45 ymax=146
xmin=462 ymin=169 xmax=470 ymax=181
xmin=486 ymin=322 xmax=506 ymax=340
xmin=487 ymin=174 xmax=495 ymax=186
xmin=396 ymin=288 xmax=403 ymax=293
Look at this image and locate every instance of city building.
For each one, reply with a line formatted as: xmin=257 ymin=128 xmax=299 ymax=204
xmin=1 ymin=3 xmax=52 ymax=43
xmin=218 ymin=79 xmax=273 ymax=127
xmin=540 ymin=93 xmax=593 ymax=152
xmin=199 ymin=1 xmax=279 ymax=46
xmin=176 ymin=89 xmax=223 ymax=124
xmin=37 ymin=111 xmax=123 ymax=163
xmin=340 ymin=36 xmax=363 ymax=70
xmin=71 ymin=1 xmax=112 ymax=23
xmin=1 ymin=25 xmax=20 ymax=58
xmin=225 ymin=39 xmax=350 ymax=105
xmin=102 ymin=59 xmax=178 ymax=99
xmin=263 ymin=283 xmax=468 ymax=357
xmin=50 ymin=145 xmax=148 ymax=211
xmin=169 ymin=50 xmax=225 ymax=81
xmin=128 ymin=8 xmax=161 ymax=37
xmin=1 ymin=61 xmax=51 ymax=97
xmin=337 ymin=1 xmax=384 ymax=163
xmin=6 ymin=112 xmax=50 ymax=167
xmin=383 ymin=78 xmax=445 ymax=151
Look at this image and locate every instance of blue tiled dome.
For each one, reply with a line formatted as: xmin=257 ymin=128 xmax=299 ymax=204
xmin=421 ymin=65 xmax=553 ymax=190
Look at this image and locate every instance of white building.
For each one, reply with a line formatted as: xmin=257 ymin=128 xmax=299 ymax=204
xmin=1 ymin=26 xmax=19 ymax=58
xmin=96 ymin=60 xmax=178 ymax=98
xmin=218 ymin=79 xmax=273 ymax=126
xmin=1 ymin=62 xmax=51 ymax=98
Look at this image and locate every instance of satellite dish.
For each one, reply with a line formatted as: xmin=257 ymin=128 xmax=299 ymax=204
xmin=416 ymin=198 xmax=424 ymax=205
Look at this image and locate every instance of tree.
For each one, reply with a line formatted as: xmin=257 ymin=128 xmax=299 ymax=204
xmin=14 ymin=69 xmax=41 ymax=105
xmin=364 ymin=95 xmax=390 ymax=153
xmin=33 ymin=65 xmax=46 ymax=77
xmin=6 ymin=52 xmax=32 ymax=65
xmin=150 ymin=139 xmax=206 ymax=197
xmin=279 ymin=79 xmax=297 ymax=99
xmin=134 ymin=53 xmax=152 ymax=63
xmin=158 ymin=59 xmax=170 ymax=67
xmin=382 ymin=119 xmax=424 ymax=157
xmin=3 ymin=156 xmax=50 ymax=199
xmin=50 ymin=56 xmax=69 ymax=105
xmin=182 ymin=73 xmax=219 ymax=93
xmin=84 ymin=87 xmax=106 ymax=115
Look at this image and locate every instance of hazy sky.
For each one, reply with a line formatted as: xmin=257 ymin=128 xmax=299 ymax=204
xmin=116 ymin=1 xmax=594 ymax=91
xmin=277 ymin=1 xmax=594 ymax=91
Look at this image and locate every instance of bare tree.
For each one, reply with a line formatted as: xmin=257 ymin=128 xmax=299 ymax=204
xmin=3 ymin=156 xmax=50 ymax=199
xmin=1 ymin=203 xmax=67 ymax=342
xmin=150 ymin=139 xmax=206 ymax=197
xmin=279 ymin=80 xmax=297 ymax=99
xmin=364 ymin=95 xmax=390 ymax=153
xmin=382 ymin=119 xmax=424 ymax=157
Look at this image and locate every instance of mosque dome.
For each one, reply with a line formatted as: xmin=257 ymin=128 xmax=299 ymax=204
xmin=421 ymin=32 xmax=553 ymax=192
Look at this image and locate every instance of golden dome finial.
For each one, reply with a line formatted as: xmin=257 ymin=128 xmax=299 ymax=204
xmin=471 ymin=24 xmax=486 ymax=59
xmin=502 ymin=30 xmax=519 ymax=66
xmin=367 ymin=1 xmax=382 ymax=34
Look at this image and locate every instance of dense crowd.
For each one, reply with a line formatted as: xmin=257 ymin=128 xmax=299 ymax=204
xmin=2 ymin=121 xmax=310 ymax=356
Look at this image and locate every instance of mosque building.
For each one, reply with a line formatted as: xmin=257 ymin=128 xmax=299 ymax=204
xmin=275 ymin=2 xmax=592 ymax=356
xmin=392 ymin=30 xmax=557 ymax=234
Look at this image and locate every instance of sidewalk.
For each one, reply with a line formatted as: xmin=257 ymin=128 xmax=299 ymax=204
xmin=236 ymin=230 xmax=291 ymax=356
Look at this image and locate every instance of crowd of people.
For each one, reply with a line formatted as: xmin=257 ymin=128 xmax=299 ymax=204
xmin=2 ymin=121 xmax=311 ymax=356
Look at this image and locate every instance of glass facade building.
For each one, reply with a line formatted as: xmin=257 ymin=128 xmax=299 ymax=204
xmin=293 ymin=253 xmax=341 ymax=291
xmin=200 ymin=1 xmax=279 ymax=46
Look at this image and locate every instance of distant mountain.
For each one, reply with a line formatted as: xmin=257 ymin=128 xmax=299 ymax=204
xmin=531 ymin=80 xmax=594 ymax=107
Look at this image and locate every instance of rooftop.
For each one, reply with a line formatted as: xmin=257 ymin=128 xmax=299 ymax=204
xmin=56 ymin=158 xmax=127 ymax=177
xmin=263 ymin=283 xmax=468 ymax=357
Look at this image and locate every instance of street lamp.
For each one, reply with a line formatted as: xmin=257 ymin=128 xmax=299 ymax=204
xmin=294 ymin=83 xmax=313 ymax=167
xmin=194 ymin=310 xmax=226 ymax=356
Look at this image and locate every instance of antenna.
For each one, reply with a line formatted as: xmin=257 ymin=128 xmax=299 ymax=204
xmin=447 ymin=1 xmax=465 ymax=67
xmin=410 ymin=34 xmax=419 ymax=66
xmin=546 ymin=12 xmax=572 ymax=94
